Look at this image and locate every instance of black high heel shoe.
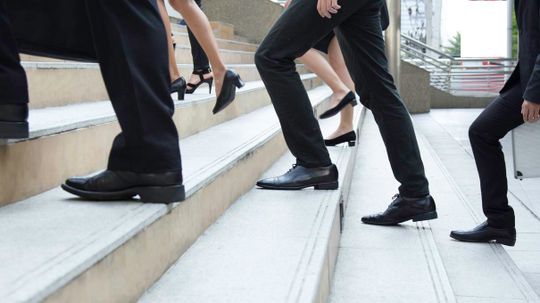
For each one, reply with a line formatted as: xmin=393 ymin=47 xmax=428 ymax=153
xmin=212 ymin=69 xmax=245 ymax=114
xmin=319 ymin=92 xmax=357 ymax=119
xmin=324 ymin=131 xmax=357 ymax=147
xmin=186 ymin=68 xmax=214 ymax=95
xmin=171 ymin=77 xmax=187 ymax=100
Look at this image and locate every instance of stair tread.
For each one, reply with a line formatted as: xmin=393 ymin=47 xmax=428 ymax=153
xmin=0 ymin=86 xmax=332 ymax=303
xmin=138 ymin=109 xmax=364 ymax=303
xmin=0 ymin=74 xmax=317 ymax=145
xmin=329 ymin=112 xmax=539 ymax=302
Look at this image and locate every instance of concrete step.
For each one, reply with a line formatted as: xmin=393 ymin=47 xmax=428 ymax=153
xmin=0 ymin=86 xmax=333 ymax=303
xmin=330 ymin=112 xmax=540 ymax=303
xmin=138 ymin=107 xmax=366 ymax=303
xmin=174 ymin=46 xmax=254 ymax=65
xmin=20 ymin=47 xmax=255 ymax=65
xmin=171 ymin=31 xmax=258 ymax=52
xmin=0 ymin=75 xmax=322 ymax=207
xmin=414 ymin=110 xmax=540 ymax=300
xmin=22 ymin=62 xmax=306 ymax=109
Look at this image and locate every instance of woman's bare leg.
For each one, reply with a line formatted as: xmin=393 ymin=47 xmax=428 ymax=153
xmin=327 ymin=37 xmax=355 ymax=139
xmin=168 ymin=0 xmax=226 ymax=94
xmin=157 ymin=0 xmax=181 ymax=81
xmin=299 ymin=49 xmax=350 ymax=109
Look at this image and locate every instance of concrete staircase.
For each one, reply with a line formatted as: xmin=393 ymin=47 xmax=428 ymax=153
xmin=2 ymin=19 xmax=540 ymax=303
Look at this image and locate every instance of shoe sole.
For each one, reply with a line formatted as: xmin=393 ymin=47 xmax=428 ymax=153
xmin=449 ymin=233 xmax=516 ymax=247
xmin=362 ymin=210 xmax=438 ymax=226
xmin=0 ymin=121 xmax=29 ymax=139
xmin=61 ymin=184 xmax=186 ymax=204
xmin=257 ymin=181 xmax=339 ymax=191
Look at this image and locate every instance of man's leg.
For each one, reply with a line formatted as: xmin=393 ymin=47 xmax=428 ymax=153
xmin=450 ymin=85 xmax=523 ymax=246
xmin=254 ymin=0 xmax=378 ymax=190
xmin=335 ymin=3 xmax=429 ymax=198
xmin=0 ymin=0 xmax=29 ymax=138
xmin=330 ymin=1 xmax=435 ymax=225
xmin=469 ymin=87 xmax=523 ymax=228
xmin=255 ymin=0 xmax=347 ymax=169
xmin=84 ymin=0 xmax=181 ymax=174
xmin=62 ymin=0 xmax=184 ymax=203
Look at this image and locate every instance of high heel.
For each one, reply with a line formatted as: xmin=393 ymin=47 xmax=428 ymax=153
xmin=186 ymin=68 xmax=214 ymax=95
xmin=212 ymin=69 xmax=245 ymax=114
xmin=170 ymin=77 xmax=187 ymax=100
xmin=324 ymin=131 xmax=357 ymax=147
xmin=319 ymin=92 xmax=357 ymax=119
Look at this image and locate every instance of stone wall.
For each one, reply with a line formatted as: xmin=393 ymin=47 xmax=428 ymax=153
xmin=203 ymin=0 xmax=283 ymax=43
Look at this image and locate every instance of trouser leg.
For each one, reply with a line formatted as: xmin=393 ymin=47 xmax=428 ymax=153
xmin=334 ymin=3 xmax=429 ymax=197
xmin=85 ymin=0 xmax=182 ymax=173
xmin=187 ymin=0 xmax=210 ymax=71
xmin=469 ymin=86 xmax=523 ymax=228
xmin=255 ymin=0 xmax=350 ymax=167
xmin=0 ymin=0 xmax=28 ymax=105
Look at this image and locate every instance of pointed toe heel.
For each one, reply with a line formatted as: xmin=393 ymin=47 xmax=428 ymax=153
xmin=412 ymin=211 xmax=438 ymax=222
xmin=213 ymin=69 xmax=244 ymax=115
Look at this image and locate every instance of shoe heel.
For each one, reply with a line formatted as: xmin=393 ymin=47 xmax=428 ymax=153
xmin=208 ymin=78 xmax=214 ymax=94
xmin=138 ymin=184 xmax=186 ymax=204
xmin=412 ymin=211 xmax=438 ymax=222
xmin=496 ymin=237 xmax=516 ymax=247
xmin=234 ymin=75 xmax=245 ymax=88
xmin=314 ymin=181 xmax=339 ymax=190
xmin=0 ymin=121 xmax=29 ymax=139
xmin=348 ymin=141 xmax=356 ymax=147
xmin=177 ymin=88 xmax=186 ymax=101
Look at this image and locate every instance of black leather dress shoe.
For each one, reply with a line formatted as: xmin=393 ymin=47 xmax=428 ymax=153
xmin=0 ymin=104 xmax=29 ymax=139
xmin=256 ymin=164 xmax=338 ymax=190
xmin=319 ymin=92 xmax=357 ymax=119
xmin=450 ymin=221 xmax=516 ymax=246
xmin=362 ymin=194 xmax=437 ymax=225
xmin=61 ymin=170 xmax=185 ymax=203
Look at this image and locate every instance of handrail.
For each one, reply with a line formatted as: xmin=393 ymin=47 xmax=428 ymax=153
xmin=401 ymin=34 xmax=517 ymax=94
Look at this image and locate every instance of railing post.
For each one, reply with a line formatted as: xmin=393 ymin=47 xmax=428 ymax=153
xmin=385 ymin=0 xmax=401 ymax=90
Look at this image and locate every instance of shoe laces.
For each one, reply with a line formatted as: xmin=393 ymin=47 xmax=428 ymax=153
xmin=287 ymin=164 xmax=298 ymax=174
xmin=389 ymin=194 xmax=401 ymax=206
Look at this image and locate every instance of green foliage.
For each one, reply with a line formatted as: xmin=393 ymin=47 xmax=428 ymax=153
xmin=445 ymin=32 xmax=461 ymax=58
xmin=512 ymin=11 xmax=518 ymax=58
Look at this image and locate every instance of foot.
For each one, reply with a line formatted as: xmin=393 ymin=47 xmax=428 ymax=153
xmin=319 ymin=91 xmax=357 ymax=119
xmin=362 ymin=194 xmax=437 ymax=225
xmin=256 ymin=164 xmax=338 ymax=190
xmin=213 ymin=67 xmax=226 ymax=97
xmin=325 ymin=128 xmax=355 ymax=141
xmin=0 ymin=104 xmax=29 ymax=139
xmin=188 ymin=70 xmax=213 ymax=87
xmin=450 ymin=221 xmax=516 ymax=246
xmin=325 ymin=130 xmax=356 ymax=147
xmin=61 ymin=170 xmax=185 ymax=203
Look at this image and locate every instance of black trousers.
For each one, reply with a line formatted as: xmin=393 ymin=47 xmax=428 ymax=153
xmin=1 ymin=0 xmax=182 ymax=174
xmin=469 ymin=84 xmax=524 ymax=228
xmin=255 ymin=0 xmax=429 ymax=197
xmin=187 ymin=0 xmax=210 ymax=71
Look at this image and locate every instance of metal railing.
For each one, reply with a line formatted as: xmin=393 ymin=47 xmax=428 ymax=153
xmin=401 ymin=34 xmax=517 ymax=94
